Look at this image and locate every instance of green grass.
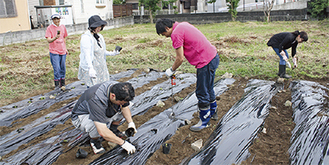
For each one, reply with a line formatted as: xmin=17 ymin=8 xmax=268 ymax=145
xmin=0 ymin=20 xmax=328 ymax=104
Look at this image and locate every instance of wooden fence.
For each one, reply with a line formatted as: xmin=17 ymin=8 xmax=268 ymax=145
xmin=113 ymin=4 xmax=133 ymax=18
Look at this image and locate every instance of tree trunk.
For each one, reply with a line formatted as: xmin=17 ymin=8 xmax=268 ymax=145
xmin=232 ymin=13 xmax=236 ymax=21
xmin=230 ymin=5 xmax=235 ymax=21
xmin=267 ymin=12 xmax=271 ymax=22
xmin=263 ymin=0 xmax=274 ymax=22
xmin=149 ymin=10 xmax=153 ymax=24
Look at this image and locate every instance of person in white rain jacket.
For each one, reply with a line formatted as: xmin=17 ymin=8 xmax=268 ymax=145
xmin=78 ymin=15 xmax=120 ymax=87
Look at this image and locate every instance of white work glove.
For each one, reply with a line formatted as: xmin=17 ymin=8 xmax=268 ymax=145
xmin=286 ymin=61 xmax=292 ymax=68
xmin=106 ymin=50 xmax=120 ymax=56
xmin=280 ymin=51 xmax=291 ymax=68
xmin=121 ymin=141 xmax=136 ymax=154
xmin=292 ymin=57 xmax=298 ymax=68
xmin=280 ymin=51 xmax=288 ymax=61
xmin=165 ymin=67 xmax=175 ymax=77
xmin=128 ymin=122 xmax=137 ymax=135
xmin=89 ymin=68 xmax=97 ymax=78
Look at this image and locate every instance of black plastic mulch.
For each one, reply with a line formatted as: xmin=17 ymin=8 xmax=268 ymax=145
xmin=89 ymin=78 xmax=235 ymax=165
xmin=0 ymin=72 xmax=195 ymax=164
xmin=289 ymin=80 xmax=329 ymax=164
xmin=182 ymin=79 xmax=279 ymax=165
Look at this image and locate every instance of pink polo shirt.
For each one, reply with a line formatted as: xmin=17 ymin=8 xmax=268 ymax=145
xmin=171 ymin=22 xmax=217 ymax=68
xmin=45 ymin=24 xmax=68 ymax=55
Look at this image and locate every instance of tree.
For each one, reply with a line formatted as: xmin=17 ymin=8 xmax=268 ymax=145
xmin=208 ymin=0 xmax=217 ymax=13
xmin=162 ymin=0 xmax=177 ymax=14
xmin=139 ymin=0 xmax=161 ymax=23
xmin=226 ymin=0 xmax=240 ymax=21
xmin=308 ymin=0 xmax=329 ymax=20
xmin=113 ymin=0 xmax=123 ymax=4
xmin=173 ymin=5 xmax=178 ymax=14
xmin=162 ymin=0 xmax=177 ymax=8
xmin=263 ymin=0 xmax=274 ymax=22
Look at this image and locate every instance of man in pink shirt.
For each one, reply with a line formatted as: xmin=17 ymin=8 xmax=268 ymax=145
xmin=45 ymin=13 xmax=68 ymax=89
xmin=156 ymin=18 xmax=220 ymax=132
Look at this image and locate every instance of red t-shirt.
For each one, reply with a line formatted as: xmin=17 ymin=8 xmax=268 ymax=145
xmin=45 ymin=24 xmax=68 ymax=55
xmin=171 ymin=22 xmax=217 ymax=68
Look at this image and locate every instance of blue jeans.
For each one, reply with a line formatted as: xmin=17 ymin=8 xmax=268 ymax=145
xmin=49 ymin=52 xmax=66 ymax=81
xmin=273 ymin=48 xmax=288 ymax=65
xmin=196 ymin=54 xmax=220 ymax=108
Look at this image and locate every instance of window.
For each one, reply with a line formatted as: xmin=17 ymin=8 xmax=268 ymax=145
xmin=184 ymin=1 xmax=190 ymax=9
xmin=96 ymin=0 xmax=105 ymax=7
xmin=0 ymin=0 xmax=17 ymax=18
xmin=59 ymin=0 xmax=64 ymax=5
xmin=96 ymin=0 xmax=105 ymax=4
xmin=132 ymin=3 xmax=138 ymax=10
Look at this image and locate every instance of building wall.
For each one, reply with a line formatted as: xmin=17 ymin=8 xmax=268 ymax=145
xmin=208 ymin=0 xmax=309 ymax=12
xmin=126 ymin=0 xmax=138 ymax=4
xmin=135 ymin=8 xmax=309 ymax=24
xmin=28 ymin=0 xmax=40 ymax=28
xmin=0 ymin=16 xmax=133 ymax=46
xmin=209 ymin=0 xmax=257 ymax=12
xmin=66 ymin=0 xmax=114 ymax=24
xmin=272 ymin=0 xmax=308 ymax=10
xmin=0 ymin=0 xmax=30 ymax=33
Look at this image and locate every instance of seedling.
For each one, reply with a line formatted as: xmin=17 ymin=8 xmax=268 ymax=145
xmin=17 ymin=128 xmax=24 ymax=133
xmin=162 ymin=143 xmax=172 ymax=154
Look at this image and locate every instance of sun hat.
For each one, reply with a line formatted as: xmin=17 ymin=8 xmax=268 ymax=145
xmin=88 ymin=15 xmax=107 ymax=28
xmin=51 ymin=13 xmax=61 ymax=19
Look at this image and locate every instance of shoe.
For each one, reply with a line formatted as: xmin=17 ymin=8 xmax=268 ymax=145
xmin=90 ymin=138 xmax=105 ymax=154
xmin=210 ymin=101 xmax=218 ymax=120
xmin=54 ymin=80 xmax=60 ymax=89
xmin=278 ymin=65 xmax=292 ymax=79
xmin=60 ymin=78 xmax=65 ymax=87
xmin=190 ymin=108 xmax=211 ymax=132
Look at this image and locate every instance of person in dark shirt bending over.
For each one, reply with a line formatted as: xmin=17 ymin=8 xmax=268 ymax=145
xmin=267 ymin=31 xmax=308 ymax=78
xmin=71 ymin=82 xmax=137 ymax=154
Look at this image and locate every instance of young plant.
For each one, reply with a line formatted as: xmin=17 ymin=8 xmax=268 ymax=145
xmin=226 ymin=0 xmax=240 ymax=21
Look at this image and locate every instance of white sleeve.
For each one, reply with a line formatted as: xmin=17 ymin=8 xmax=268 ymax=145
xmin=105 ymin=50 xmax=119 ymax=56
xmin=80 ymin=34 xmax=94 ymax=70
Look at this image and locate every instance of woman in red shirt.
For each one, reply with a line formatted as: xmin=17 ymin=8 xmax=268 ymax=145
xmin=45 ymin=13 xmax=68 ymax=89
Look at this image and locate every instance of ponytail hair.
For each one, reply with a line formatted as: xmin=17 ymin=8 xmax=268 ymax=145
xmin=292 ymin=30 xmax=300 ymax=35
xmin=88 ymin=27 xmax=103 ymax=48
xmin=292 ymin=30 xmax=308 ymax=42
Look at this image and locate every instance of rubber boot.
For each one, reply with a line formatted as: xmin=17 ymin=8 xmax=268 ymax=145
xmin=54 ymin=80 xmax=60 ymax=89
xmin=60 ymin=78 xmax=65 ymax=87
xmin=278 ymin=65 xmax=292 ymax=79
xmin=190 ymin=108 xmax=211 ymax=132
xmin=210 ymin=101 xmax=218 ymax=120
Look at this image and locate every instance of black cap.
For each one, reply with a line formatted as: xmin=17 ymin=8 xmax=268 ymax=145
xmin=88 ymin=15 xmax=107 ymax=28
